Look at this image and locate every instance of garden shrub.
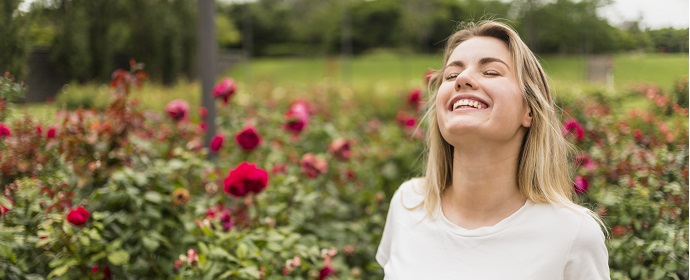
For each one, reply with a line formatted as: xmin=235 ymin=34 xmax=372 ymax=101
xmin=0 ymin=65 xmax=687 ymax=279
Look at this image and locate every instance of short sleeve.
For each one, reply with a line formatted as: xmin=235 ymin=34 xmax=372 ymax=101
xmin=564 ymin=214 xmax=610 ymax=280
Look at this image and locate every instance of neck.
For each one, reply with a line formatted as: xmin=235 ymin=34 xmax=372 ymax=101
xmin=441 ymin=145 xmax=526 ymax=229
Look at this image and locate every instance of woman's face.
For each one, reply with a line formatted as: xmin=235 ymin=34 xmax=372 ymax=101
xmin=436 ymin=36 xmax=531 ymax=147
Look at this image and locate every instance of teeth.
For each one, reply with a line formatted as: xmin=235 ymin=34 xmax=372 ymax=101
xmin=452 ymin=99 xmax=485 ymax=111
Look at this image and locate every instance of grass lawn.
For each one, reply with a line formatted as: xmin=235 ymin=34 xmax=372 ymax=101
xmin=227 ymin=52 xmax=687 ymax=93
xmin=12 ymin=52 xmax=688 ymax=122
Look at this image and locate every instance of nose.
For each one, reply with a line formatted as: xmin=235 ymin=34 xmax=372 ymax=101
xmin=454 ymin=71 xmax=476 ymax=91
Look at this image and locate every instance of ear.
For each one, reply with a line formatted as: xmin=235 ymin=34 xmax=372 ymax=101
xmin=522 ymin=109 xmax=533 ymax=128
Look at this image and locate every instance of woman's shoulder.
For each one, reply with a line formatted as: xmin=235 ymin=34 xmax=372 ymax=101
xmin=530 ymin=202 xmax=605 ymax=240
xmin=391 ymin=177 xmax=426 ymax=209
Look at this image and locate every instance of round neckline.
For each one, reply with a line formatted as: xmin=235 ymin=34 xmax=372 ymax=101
xmin=437 ymin=200 xmax=533 ymax=237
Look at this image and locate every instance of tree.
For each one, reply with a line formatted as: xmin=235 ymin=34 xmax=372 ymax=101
xmin=0 ymin=0 xmax=29 ymax=79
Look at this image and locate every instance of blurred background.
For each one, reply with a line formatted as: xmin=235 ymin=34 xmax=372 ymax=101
xmin=1 ymin=0 xmax=688 ymax=104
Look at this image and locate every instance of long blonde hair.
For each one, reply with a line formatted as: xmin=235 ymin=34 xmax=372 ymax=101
xmin=421 ymin=20 xmax=602 ymax=226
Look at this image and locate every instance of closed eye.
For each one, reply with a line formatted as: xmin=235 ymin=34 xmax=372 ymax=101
xmin=445 ymin=73 xmax=459 ymax=80
xmin=483 ymin=70 xmax=500 ymax=76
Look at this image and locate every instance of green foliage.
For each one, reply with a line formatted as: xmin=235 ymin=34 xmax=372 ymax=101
xmin=216 ymin=12 xmax=241 ymax=48
xmin=648 ymin=27 xmax=690 ymax=53
xmin=0 ymin=73 xmax=26 ymax=121
xmin=0 ymin=0 xmax=29 ymax=79
xmin=563 ymin=86 xmax=688 ymax=280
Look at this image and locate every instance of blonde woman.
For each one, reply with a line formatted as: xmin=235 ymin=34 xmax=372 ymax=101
xmin=376 ymin=20 xmax=609 ymax=279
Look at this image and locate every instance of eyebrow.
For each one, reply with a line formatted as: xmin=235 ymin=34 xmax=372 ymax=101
xmin=444 ymin=57 xmax=510 ymax=70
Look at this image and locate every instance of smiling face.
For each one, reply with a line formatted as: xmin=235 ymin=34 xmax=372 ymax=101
xmin=435 ymin=36 xmax=532 ymax=148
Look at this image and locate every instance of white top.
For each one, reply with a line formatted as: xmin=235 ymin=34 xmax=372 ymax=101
xmin=376 ymin=178 xmax=610 ymax=280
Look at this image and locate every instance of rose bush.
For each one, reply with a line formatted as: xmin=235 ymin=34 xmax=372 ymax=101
xmin=0 ymin=66 xmax=687 ymax=280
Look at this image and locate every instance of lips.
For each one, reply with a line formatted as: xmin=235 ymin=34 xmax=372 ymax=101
xmin=448 ymin=95 xmax=490 ymax=111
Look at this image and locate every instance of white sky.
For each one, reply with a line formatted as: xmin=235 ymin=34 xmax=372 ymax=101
xmin=20 ymin=0 xmax=690 ymax=29
xmin=598 ymin=0 xmax=689 ymax=28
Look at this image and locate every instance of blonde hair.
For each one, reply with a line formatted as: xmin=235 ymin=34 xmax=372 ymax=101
xmin=421 ymin=20 xmax=604 ymax=228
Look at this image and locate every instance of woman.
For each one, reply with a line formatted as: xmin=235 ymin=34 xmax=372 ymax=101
xmin=376 ymin=20 xmax=609 ymax=279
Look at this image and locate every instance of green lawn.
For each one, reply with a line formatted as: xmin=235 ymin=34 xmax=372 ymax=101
xmin=12 ymin=52 xmax=688 ymax=122
xmin=228 ymin=52 xmax=688 ymax=93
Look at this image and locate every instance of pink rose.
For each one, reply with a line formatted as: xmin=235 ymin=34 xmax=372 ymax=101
xmin=165 ymin=99 xmax=190 ymax=122
xmin=66 ymin=206 xmax=90 ymax=226
xmin=573 ymin=176 xmax=589 ymax=194
xmin=328 ymin=138 xmax=352 ymax=161
xmin=563 ymin=118 xmax=585 ymax=141
xmin=235 ymin=126 xmax=261 ymax=151
xmin=213 ymin=78 xmax=237 ymax=104
xmin=300 ymin=153 xmax=328 ymax=178
xmin=284 ymin=101 xmax=311 ymax=134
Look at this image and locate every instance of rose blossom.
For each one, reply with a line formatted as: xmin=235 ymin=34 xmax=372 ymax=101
xmin=319 ymin=266 xmax=335 ymax=280
xmin=66 ymin=205 xmax=90 ymax=226
xmin=300 ymin=153 xmax=328 ymax=178
xmin=407 ymin=88 xmax=423 ymax=111
xmin=224 ymin=162 xmax=269 ymax=197
xmin=573 ymin=176 xmax=589 ymax=194
xmin=47 ymin=127 xmax=57 ymax=139
xmin=165 ymin=99 xmax=190 ymax=122
xmin=235 ymin=126 xmax=261 ymax=151
xmin=284 ymin=101 xmax=310 ymax=134
xmin=0 ymin=123 xmax=11 ymax=138
xmin=210 ymin=133 xmax=225 ymax=152
xmin=213 ymin=78 xmax=237 ymax=104
xmin=396 ymin=111 xmax=416 ymax=129
xmin=328 ymin=138 xmax=352 ymax=161
xmin=563 ymin=118 xmax=585 ymax=140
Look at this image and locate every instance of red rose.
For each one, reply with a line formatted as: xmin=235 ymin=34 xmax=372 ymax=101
xmin=210 ymin=133 xmax=225 ymax=152
xmin=235 ymin=126 xmax=261 ymax=151
xmin=611 ymin=225 xmax=627 ymax=238
xmin=47 ymin=127 xmax=57 ymax=139
xmin=300 ymin=153 xmax=328 ymax=178
xmin=199 ymin=106 xmax=208 ymax=118
xmin=224 ymin=162 xmax=269 ymax=197
xmin=66 ymin=206 xmax=90 ymax=226
xmin=573 ymin=176 xmax=589 ymax=194
xmin=396 ymin=111 xmax=416 ymax=129
xmin=213 ymin=78 xmax=237 ymax=104
xmin=0 ymin=123 xmax=11 ymax=138
xmin=319 ymin=265 xmax=336 ymax=280
xmin=284 ymin=101 xmax=311 ymax=134
xmin=563 ymin=118 xmax=585 ymax=141
xmin=407 ymin=88 xmax=423 ymax=111
xmin=165 ymin=99 xmax=189 ymax=122
xmin=328 ymin=138 xmax=351 ymax=161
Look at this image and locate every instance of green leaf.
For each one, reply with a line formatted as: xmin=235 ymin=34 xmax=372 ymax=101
xmin=236 ymin=242 xmax=248 ymax=259
xmin=0 ymin=242 xmax=14 ymax=259
xmin=0 ymin=196 xmax=12 ymax=210
xmin=142 ymin=235 xmax=160 ymax=251
xmin=144 ymin=191 xmax=163 ymax=204
xmin=239 ymin=266 xmax=260 ymax=278
xmin=107 ymin=250 xmax=130 ymax=266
